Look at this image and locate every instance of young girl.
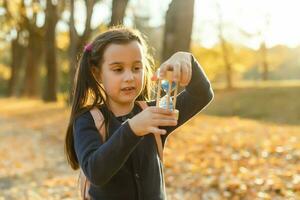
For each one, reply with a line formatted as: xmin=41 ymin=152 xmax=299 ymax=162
xmin=65 ymin=27 xmax=214 ymax=200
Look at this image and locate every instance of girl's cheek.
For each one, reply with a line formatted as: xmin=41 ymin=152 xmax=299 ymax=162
xmin=137 ymin=73 xmax=144 ymax=86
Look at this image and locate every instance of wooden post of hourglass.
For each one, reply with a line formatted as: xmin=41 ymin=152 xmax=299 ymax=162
xmin=168 ymin=70 xmax=179 ymax=119
xmin=156 ymin=79 xmax=161 ymax=107
xmin=166 ymin=70 xmax=172 ymax=109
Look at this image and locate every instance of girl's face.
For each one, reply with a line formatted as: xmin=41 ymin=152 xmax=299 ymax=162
xmin=98 ymin=41 xmax=144 ymax=109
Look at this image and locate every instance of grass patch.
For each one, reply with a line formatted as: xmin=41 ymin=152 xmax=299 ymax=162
xmin=203 ymin=85 xmax=300 ymax=125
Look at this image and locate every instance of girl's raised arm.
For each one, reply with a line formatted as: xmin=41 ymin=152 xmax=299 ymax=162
xmin=151 ymin=52 xmax=214 ymax=144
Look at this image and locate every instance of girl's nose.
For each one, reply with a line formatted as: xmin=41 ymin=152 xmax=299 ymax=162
xmin=124 ymin=70 xmax=134 ymax=82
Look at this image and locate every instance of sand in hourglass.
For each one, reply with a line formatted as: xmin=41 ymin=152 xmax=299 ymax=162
xmin=155 ymin=70 xmax=179 ymax=120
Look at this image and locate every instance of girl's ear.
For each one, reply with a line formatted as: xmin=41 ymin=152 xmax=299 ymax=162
xmin=91 ymin=66 xmax=102 ymax=83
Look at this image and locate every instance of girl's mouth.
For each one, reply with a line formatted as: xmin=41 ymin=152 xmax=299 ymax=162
xmin=121 ymin=87 xmax=135 ymax=92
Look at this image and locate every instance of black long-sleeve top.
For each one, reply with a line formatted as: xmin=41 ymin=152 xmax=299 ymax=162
xmin=73 ymin=55 xmax=214 ymax=200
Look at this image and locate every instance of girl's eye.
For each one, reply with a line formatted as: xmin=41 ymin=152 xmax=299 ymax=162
xmin=133 ymin=66 xmax=142 ymax=71
xmin=113 ymin=68 xmax=123 ymax=72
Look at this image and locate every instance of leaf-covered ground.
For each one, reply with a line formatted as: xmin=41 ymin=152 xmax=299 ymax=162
xmin=0 ymin=98 xmax=299 ymax=200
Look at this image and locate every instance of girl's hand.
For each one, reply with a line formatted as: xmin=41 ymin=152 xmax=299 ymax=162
xmin=128 ymin=106 xmax=177 ymax=136
xmin=152 ymin=51 xmax=192 ymax=86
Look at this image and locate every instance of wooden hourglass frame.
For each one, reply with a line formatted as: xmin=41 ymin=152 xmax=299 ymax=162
xmin=155 ymin=69 xmax=179 ymax=119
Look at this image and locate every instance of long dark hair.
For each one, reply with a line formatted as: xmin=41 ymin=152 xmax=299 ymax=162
xmin=65 ymin=26 xmax=155 ymax=170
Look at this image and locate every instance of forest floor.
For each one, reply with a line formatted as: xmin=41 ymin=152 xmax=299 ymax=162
xmin=0 ymin=88 xmax=299 ymax=200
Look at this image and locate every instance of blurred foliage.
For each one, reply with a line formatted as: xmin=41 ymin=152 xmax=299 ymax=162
xmin=1 ymin=40 xmax=299 ymax=97
xmin=56 ymin=31 xmax=70 ymax=51
xmin=192 ymin=42 xmax=300 ymax=82
xmin=0 ymin=63 xmax=9 ymax=96
xmin=244 ymin=46 xmax=300 ymax=80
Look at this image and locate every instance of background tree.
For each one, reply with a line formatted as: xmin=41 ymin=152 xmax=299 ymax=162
xmin=21 ymin=0 xmax=45 ymax=97
xmin=43 ymin=0 xmax=65 ymax=102
xmin=68 ymin=0 xmax=99 ymax=103
xmin=2 ymin=0 xmax=27 ymax=97
xmin=162 ymin=0 xmax=195 ymax=62
xmin=259 ymin=40 xmax=268 ymax=81
xmin=109 ymin=0 xmax=130 ymax=27
xmin=259 ymin=15 xmax=271 ymax=81
xmin=240 ymin=14 xmax=271 ymax=81
xmin=216 ymin=2 xmax=233 ymax=89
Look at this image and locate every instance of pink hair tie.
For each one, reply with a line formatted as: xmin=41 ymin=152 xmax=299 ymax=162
xmin=84 ymin=43 xmax=93 ymax=52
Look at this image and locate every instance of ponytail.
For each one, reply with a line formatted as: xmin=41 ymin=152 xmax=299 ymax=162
xmin=65 ymin=50 xmax=105 ymax=170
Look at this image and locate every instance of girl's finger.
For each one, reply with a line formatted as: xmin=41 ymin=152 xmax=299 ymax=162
xmin=152 ymin=114 xmax=177 ymax=123
xmin=180 ymin=62 xmax=191 ymax=86
xmin=149 ymin=107 xmax=173 ymax=115
xmin=187 ymin=62 xmax=192 ymax=84
xmin=158 ymin=63 xmax=166 ymax=78
xmin=159 ymin=63 xmax=173 ymax=78
xmin=153 ymin=119 xmax=177 ymax=126
xmin=172 ymin=62 xmax=181 ymax=81
xmin=149 ymin=127 xmax=167 ymax=135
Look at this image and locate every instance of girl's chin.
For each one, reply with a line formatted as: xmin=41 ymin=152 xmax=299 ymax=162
xmin=121 ymin=89 xmax=141 ymax=99
xmin=121 ymin=89 xmax=136 ymax=95
xmin=119 ymin=93 xmax=138 ymax=103
xmin=122 ymin=95 xmax=137 ymax=103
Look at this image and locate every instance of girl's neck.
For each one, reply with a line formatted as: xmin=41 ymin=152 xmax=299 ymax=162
xmin=108 ymin=101 xmax=135 ymax=117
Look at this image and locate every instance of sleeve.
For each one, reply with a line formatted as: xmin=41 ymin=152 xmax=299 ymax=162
xmin=73 ymin=112 xmax=144 ymax=186
xmin=153 ymin=54 xmax=214 ymax=144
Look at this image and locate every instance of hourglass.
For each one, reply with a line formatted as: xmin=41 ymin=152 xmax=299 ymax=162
xmin=155 ymin=70 xmax=179 ymax=119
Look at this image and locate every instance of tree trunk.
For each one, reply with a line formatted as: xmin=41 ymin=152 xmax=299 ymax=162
xmin=69 ymin=0 xmax=79 ymax=104
xmin=162 ymin=0 xmax=195 ymax=62
xmin=109 ymin=0 xmax=129 ymax=27
xmin=21 ymin=29 xmax=43 ymax=97
xmin=43 ymin=0 xmax=58 ymax=102
xmin=4 ymin=0 xmax=27 ymax=96
xmin=220 ymin=37 xmax=233 ymax=89
xmin=260 ymin=42 xmax=269 ymax=81
xmin=68 ymin=0 xmax=96 ymax=104
xmin=19 ymin=0 xmax=45 ymax=98
xmin=7 ymin=32 xmax=26 ymax=96
xmin=216 ymin=2 xmax=233 ymax=89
